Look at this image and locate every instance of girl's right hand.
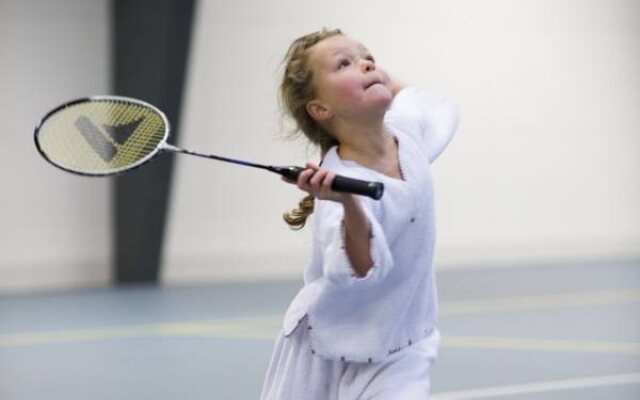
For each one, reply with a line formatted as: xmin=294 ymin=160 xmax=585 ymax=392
xmin=285 ymin=162 xmax=353 ymax=204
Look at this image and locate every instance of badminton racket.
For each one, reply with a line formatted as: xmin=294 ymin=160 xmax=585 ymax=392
xmin=33 ymin=96 xmax=384 ymax=200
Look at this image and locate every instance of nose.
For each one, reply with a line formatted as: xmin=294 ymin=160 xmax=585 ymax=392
xmin=361 ymin=59 xmax=375 ymax=72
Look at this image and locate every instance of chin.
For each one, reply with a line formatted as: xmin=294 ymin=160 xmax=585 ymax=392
xmin=369 ymin=89 xmax=393 ymax=111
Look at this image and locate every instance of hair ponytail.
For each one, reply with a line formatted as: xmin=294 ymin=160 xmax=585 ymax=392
xmin=282 ymin=194 xmax=315 ymax=230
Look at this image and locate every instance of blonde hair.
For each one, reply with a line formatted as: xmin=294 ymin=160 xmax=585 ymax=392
xmin=280 ymin=28 xmax=343 ymax=230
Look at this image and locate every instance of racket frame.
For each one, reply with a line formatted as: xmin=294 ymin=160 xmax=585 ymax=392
xmin=34 ymin=95 xmax=171 ymax=177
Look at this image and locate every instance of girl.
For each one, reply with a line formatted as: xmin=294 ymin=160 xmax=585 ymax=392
xmin=260 ymin=28 xmax=459 ymax=400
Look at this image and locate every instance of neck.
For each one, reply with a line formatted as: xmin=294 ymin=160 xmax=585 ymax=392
xmin=331 ymin=116 xmax=394 ymax=163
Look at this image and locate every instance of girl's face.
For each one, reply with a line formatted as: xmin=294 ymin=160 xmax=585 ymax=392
xmin=306 ymin=35 xmax=392 ymax=122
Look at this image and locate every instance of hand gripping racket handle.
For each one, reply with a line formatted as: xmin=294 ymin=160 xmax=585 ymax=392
xmin=271 ymin=166 xmax=384 ymax=200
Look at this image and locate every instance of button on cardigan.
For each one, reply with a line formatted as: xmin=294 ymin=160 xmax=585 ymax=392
xmin=282 ymin=88 xmax=460 ymax=363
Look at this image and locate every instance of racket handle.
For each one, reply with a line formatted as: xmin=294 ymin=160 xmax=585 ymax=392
xmin=272 ymin=166 xmax=384 ymax=200
xmin=332 ymin=175 xmax=384 ymax=200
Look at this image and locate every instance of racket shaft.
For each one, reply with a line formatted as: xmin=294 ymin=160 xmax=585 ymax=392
xmin=163 ymin=144 xmax=267 ymax=169
xmin=163 ymin=146 xmax=384 ymax=200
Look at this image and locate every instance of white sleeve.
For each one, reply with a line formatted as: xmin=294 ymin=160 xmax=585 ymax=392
xmin=385 ymin=87 xmax=460 ymax=163
xmin=314 ymin=199 xmax=394 ymax=287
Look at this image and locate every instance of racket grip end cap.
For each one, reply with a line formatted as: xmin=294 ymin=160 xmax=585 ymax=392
xmin=332 ymin=175 xmax=384 ymax=200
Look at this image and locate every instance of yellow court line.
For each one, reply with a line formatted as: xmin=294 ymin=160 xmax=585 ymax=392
xmin=440 ymin=289 xmax=640 ymax=316
xmin=442 ymin=335 xmax=640 ymax=356
xmin=4 ymin=325 xmax=639 ymax=357
xmin=1 ymin=289 xmax=639 ymax=349
xmin=0 ymin=320 xmax=278 ymax=347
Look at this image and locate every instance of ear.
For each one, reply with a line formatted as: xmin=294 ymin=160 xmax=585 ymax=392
xmin=306 ymin=100 xmax=332 ymax=122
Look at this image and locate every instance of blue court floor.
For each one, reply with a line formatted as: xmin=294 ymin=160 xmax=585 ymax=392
xmin=1 ymin=259 xmax=639 ymax=399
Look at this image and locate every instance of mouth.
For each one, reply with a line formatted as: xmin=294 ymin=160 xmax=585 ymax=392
xmin=364 ymin=79 xmax=383 ymax=90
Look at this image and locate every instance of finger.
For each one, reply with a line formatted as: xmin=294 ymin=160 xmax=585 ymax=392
xmin=322 ymin=171 xmax=335 ymax=190
xmin=297 ymin=168 xmax=315 ymax=190
xmin=309 ymin=170 xmax=330 ymax=194
xmin=309 ymin=169 xmax=326 ymax=187
xmin=319 ymin=172 xmax=336 ymax=197
xmin=301 ymin=163 xmax=320 ymax=190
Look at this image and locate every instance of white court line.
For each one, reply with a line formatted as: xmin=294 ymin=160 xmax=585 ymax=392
xmin=431 ymin=372 xmax=640 ymax=399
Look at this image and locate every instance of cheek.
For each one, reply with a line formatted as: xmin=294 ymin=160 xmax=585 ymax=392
xmin=380 ymin=70 xmax=391 ymax=85
xmin=332 ymin=74 xmax=362 ymax=100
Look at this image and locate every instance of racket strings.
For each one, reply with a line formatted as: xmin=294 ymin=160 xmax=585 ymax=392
xmin=111 ymin=103 xmax=161 ymax=165
xmin=37 ymin=99 xmax=166 ymax=174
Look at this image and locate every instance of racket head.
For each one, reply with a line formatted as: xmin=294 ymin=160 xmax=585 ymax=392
xmin=34 ymin=95 xmax=170 ymax=176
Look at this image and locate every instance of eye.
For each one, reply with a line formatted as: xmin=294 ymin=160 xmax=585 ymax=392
xmin=365 ymin=55 xmax=376 ymax=63
xmin=337 ymin=59 xmax=351 ymax=70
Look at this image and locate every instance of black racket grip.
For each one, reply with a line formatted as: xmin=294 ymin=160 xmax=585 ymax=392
xmin=272 ymin=166 xmax=384 ymax=200
xmin=332 ymin=175 xmax=384 ymax=200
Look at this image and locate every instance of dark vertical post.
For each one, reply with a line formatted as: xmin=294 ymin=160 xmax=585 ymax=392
xmin=111 ymin=0 xmax=196 ymax=283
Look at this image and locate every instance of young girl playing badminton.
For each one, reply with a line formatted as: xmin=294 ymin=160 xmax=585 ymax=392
xmin=260 ymin=28 xmax=459 ymax=400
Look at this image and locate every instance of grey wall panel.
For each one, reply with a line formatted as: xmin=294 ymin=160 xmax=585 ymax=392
xmin=112 ymin=0 xmax=196 ymax=283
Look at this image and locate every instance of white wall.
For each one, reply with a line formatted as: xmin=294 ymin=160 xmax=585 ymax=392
xmin=1 ymin=0 xmax=637 ymax=293
xmin=0 ymin=0 xmax=111 ymax=293
xmin=163 ymin=0 xmax=640 ymax=284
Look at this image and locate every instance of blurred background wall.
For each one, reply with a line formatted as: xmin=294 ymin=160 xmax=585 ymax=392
xmin=163 ymin=0 xmax=640 ymax=283
xmin=1 ymin=0 xmax=638 ymax=292
xmin=0 ymin=0 xmax=111 ymax=292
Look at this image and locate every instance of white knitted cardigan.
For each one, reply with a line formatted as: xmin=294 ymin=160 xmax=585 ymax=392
xmin=283 ymin=88 xmax=460 ymax=363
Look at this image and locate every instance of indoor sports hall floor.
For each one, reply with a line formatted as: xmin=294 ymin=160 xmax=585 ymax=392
xmin=1 ymin=260 xmax=639 ymax=399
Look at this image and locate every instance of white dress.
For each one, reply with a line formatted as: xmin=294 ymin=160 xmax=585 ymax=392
xmin=260 ymin=316 xmax=441 ymax=400
xmin=260 ymin=88 xmax=459 ymax=400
